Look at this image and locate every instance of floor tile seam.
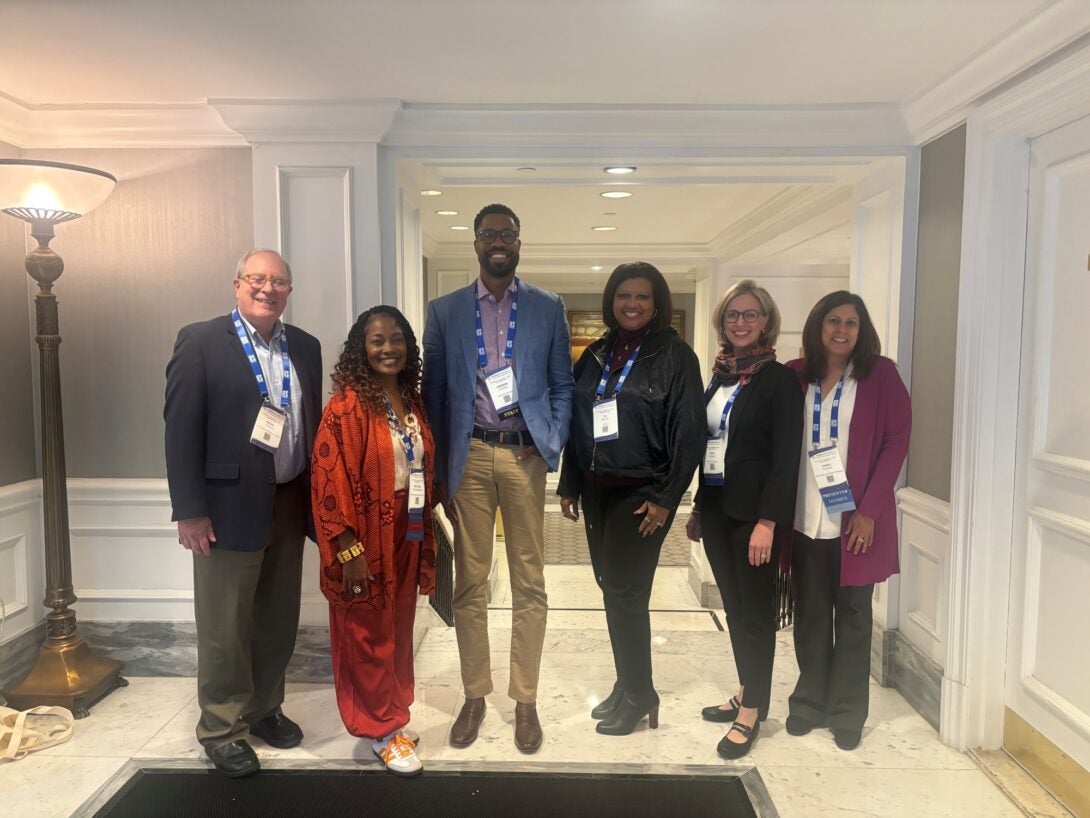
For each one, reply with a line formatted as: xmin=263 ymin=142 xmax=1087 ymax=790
xmin=127 ymin=690 xmax=200 ymax=758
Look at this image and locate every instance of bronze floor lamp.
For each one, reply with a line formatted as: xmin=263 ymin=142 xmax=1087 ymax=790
xmin=0 ymin=159 xmax=126 ymax=717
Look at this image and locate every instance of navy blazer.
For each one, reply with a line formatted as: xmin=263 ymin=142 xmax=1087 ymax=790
xmin=422 ymin=279 xmax=574 ymax=495
xmin=164 ymin=314 xmax=322 ymax=551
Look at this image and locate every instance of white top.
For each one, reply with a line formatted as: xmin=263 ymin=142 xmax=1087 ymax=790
xmin=706 ymin=383 xmax=742 ymax=442
xmin=390 ymin=423 xmax=422 ymax=490
xmin=795 ymin=363 xmax=857 ymax=540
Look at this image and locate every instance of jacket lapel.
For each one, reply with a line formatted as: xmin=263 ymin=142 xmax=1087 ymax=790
xmin=459 ymin=283 xmax=479 ymax=386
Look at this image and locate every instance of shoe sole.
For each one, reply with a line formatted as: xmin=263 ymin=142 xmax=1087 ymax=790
xmin=249 ymin=732 xmax=302 ymax=749
xmin=372 ymin=747 xmax=423 ymax=776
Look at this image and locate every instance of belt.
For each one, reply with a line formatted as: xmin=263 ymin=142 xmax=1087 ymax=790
xmin=472 ymin=425 xmax=535 ymax=448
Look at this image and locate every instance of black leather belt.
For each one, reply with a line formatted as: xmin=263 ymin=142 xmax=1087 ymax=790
xmin=472 ymin=425 xmax=534 ymax=448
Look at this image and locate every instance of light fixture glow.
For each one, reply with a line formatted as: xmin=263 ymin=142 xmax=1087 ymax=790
xmin=0 ymin=159 xmax=117 ymax=224
xmin=450 ymin=225 xmax=471 ymax=231
xmin=591 ymin=265 xmax=605 ymax=271
xmin=420 ymin=189 xmax=443 ymax=197
xmin=600 ymin=190 xmax=632 ymax=199
xmin=591 ymin=226 xmax=617 ymax=232
xmin=604 ymin=166 xmax=636 ymax=175
xmin=435 ymin=209 xmax=459 ymax=216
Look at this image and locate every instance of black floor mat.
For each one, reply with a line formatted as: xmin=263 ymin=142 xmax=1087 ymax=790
xmin=95 ymin=768 xmax=758 ymax=818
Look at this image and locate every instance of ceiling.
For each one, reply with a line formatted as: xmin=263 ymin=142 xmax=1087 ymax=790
xmin=0 ymin=1 xmax=1057 ymax=107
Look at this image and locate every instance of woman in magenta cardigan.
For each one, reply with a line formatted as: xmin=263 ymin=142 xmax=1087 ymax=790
xmin=785 ymin=291 xmax=910 ymax=752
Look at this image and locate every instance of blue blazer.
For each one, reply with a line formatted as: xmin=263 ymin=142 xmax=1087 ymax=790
xmin=422 ymin=279 xmax=574 ymax=495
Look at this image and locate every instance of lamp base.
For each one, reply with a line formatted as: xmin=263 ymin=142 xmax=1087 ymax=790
xmin=2 ymin=635 xmax=127 ymax=718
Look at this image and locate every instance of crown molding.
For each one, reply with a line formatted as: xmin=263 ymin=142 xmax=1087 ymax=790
xmin=209 ymin=98 xmax=402 ymax=144
xmin=904 ymin=1 xmax=1090 ymax=144
xmin=386 ymin=103 xmax=912 ymax=150
xmin=709 ymin=185 xmax=851 ymax=260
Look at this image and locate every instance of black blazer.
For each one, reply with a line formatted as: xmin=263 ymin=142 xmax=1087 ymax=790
xmin=694 ymin=361 xmax=803 ymax=526
xmin=164 ymin=314 xmax=322 ymax=551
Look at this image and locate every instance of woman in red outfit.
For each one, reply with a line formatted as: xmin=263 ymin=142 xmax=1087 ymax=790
xmin=311 ymin=305 xmax=436 ymax=776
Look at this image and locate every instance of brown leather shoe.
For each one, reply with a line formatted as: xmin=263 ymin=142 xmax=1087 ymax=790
xmin=514 ymin=702 xmax=543 ymax=754
xmin=449 ymin=697 xmax=486 ymax=747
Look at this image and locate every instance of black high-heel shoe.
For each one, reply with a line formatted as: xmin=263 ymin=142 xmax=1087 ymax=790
xmin=717 ymin=719 xmax=760 ymax=759
xmin=595 ymin=691 xmax=659 ymax=736
xmin=591 ymin=684 xmax=625 ymax=720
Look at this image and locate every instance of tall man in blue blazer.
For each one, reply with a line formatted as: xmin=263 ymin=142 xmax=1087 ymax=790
xmin=423 ymin=204 xmax=573 ymax=753
xmin=164 ymin=249 xmax=321 ymax=778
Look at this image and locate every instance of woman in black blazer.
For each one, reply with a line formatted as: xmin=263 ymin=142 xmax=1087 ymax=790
xmin=686 ymin=279 xmax=803 ymax=759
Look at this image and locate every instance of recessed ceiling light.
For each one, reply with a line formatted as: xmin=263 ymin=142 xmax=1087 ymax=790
xmin=591 ymin=226 xmax=617 ymax=232
xmin=604 ymin=166 xmax=636 ymax=175
xmin=450 ymin=225 xmax=470 ymax=231
xmin=601 ymin=190 xmax=632 ymax=199
xmin=591 ymin=265 xmax=605 ymax=271
xmin=420 ymin=189 xmax=443 ymax=196
xmin=435 ymin=209 xmax=458 ymax=216
xmin=516 ymin=167 xmax=537 ymax=172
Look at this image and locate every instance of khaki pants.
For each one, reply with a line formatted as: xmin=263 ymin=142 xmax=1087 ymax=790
xmin=452 ymin=439 xmax=548 ymax=703
xmin=193 ymin=476 xmax=307 ymax=749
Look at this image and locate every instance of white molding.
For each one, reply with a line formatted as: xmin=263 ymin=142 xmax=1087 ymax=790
xmin=897 ymin=487 xmax=952 ymax=534
xmin=0 ymin=480 xmax=43 ymax=644
xmin=711 ymin=186 xmax=853 ymax=261
xmin=1022 ymin=676 xmax=1090 ymax=743
xmin=210 ymin=98 xmax=401 ymax=144
xmin=386 ymin=103 xmax=913 ymax=149
xmin=905 ymin=3 xmax=1090 ymax=143
xmin=1033 ymin=452 xmax=1090 ymax=482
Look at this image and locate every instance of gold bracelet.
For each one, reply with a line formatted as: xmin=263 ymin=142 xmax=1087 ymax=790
xmin=336 ymin=542 xmax=364 ymax=564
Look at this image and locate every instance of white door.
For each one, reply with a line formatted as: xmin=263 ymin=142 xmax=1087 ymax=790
xmin=1006 ymin=113 xmax=1090 ymax=784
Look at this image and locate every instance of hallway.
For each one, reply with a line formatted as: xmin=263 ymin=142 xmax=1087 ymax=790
xmin=5 ymin=557 xmax=1024 ymax=817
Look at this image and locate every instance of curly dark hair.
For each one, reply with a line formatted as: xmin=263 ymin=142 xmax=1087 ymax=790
xmin=800 ymin=291 xmax=881 ymax=381
xmin=331 ymin=305 xmax=423 ymax=412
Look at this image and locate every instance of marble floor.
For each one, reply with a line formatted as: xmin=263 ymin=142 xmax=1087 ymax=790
xmin=1 ymin=564 xmax=1027 ymax=817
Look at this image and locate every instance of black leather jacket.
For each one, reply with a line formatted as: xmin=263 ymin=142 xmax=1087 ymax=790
xmin=557 ymin=327 xmax=706 ymax=509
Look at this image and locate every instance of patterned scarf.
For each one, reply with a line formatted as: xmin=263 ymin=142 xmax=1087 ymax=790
xmin=713 ymin=344 xmax=777 ymax=386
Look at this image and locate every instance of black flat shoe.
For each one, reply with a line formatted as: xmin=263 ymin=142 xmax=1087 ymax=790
xmin=716 ymin=720 xmax=761 ymax=760
xmin=701 ymin=695 xmax=742 ymax=723
xmin=834 ymin=728 xmax=862 ymax=750
xmin=591 ymin=684 xmax=625 ymax=720
xmin=206 ymin=739 xmax=260 ymax=778
xmin=249 ymin=708 xmax=303 ymax=749
xmin=596 ymin=692 xmax=659 ymax=736
xmin=786 ymin=714 xmax=822 ymax=736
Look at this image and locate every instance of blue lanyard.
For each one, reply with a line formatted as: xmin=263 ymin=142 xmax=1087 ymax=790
xmin=714 ymin=382 xmax=742 ymax=436
xmin=811 ymin=372 xmax=846 ymax=448
xmin=474 ymin=278 xmax=518 ymax=370
xmin=595 ymin=342 xmax=643 ymax=400
xmin=232 ymin=308 xmax=290 ymax=409
xmin=384 ymin=397 xmax=417 ymax=468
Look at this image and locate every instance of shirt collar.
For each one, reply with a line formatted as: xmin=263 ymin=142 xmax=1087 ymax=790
xmin=236 ymin=310 xmax=284 ymax=347
xmin=476 ymin=276 xmax=516 ymax=303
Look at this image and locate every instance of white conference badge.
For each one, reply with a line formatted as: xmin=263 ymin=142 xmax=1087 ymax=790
xmin=703 ymin=435 xmax=726 ymax=485
xmin=250 ymin=404 xmax=286 ymax=453
xmin=408 ymin=469 xmax=426 ymax=511
xmin=593 ymin=398 xmax=620 ymax=442
xmin=485 ymin=365 xmax=521 ymax=419
xmin=808 ymin=445 xmax=856 ymax=513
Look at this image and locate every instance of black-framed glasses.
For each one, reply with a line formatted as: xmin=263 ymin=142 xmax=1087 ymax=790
xmin=724 ymin=309 xmax=764 ymax=324
xmin=241 ymin=274 xmax=291 ymax=291
xmin=475 ymin=229 xmax=520 ymax=244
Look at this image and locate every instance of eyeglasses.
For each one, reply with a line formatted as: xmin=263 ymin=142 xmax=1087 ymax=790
xmin=724 ymin=309 xmax=764 ymax=324
xmin=241 ymin=274 xmax=291 ymax=291
xmin=475 ymin=229 xmax=520 ymax=244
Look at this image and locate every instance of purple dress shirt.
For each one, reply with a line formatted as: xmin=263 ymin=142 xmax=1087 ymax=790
xmin=473 ymin=278 xmax=528 ymax=432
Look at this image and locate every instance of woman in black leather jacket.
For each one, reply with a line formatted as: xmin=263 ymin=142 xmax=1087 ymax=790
xmin=558 ymin=261 xmax=705 ymax=736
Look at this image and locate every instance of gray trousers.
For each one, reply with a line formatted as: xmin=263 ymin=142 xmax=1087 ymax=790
xmin=193 ymin=475 xmax=307 ymax=749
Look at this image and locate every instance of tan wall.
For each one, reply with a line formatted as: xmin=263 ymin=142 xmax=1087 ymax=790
xmin=907 ymin=125 xmax=966 ymax=501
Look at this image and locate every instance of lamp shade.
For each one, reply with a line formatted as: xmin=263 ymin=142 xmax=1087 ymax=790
xmin=0 ymin=159 xmax=117 ymax=224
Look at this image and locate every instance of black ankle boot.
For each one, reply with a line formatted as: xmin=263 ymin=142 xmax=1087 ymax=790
xmin=591 ymin=683 xmax=625 ymax=720
xmin=595 ymin=691 xmax=660 ymax=736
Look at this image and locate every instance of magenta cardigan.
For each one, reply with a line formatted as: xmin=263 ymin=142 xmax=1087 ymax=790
xmin=786 ymin=356 xmax=912 ymax=586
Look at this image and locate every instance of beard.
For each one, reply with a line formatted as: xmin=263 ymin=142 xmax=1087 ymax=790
xmin=478 ymin=247 xmax=519 ymax=278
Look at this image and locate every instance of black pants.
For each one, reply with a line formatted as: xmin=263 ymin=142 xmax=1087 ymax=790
xmin=701 ymin=494 xmax=780 ymax=718
xmin=788 ymin=532 xmax=874 ymax=731
xmin=581 ymin=479 xmax=673 ymax=696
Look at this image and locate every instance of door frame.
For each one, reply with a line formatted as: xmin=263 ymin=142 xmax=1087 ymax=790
xmin=943 ymin=43 xmax=1090 ymax=750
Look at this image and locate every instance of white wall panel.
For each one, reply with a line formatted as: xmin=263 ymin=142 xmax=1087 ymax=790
xmin=0 ymin=480 xmax=43 ymax=643
xmin=897 ymin=488 xmax=950 ymax=666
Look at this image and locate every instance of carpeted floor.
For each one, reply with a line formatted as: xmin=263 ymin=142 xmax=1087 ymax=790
xmin=543 ymin=511 xmax=692 ymax=566
xmin=96 ymin=769 xmax=758 ymax=818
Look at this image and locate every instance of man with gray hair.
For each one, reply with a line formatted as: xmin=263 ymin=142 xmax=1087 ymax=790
xmin=165 ymin=249 xmax=322 ymax=777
